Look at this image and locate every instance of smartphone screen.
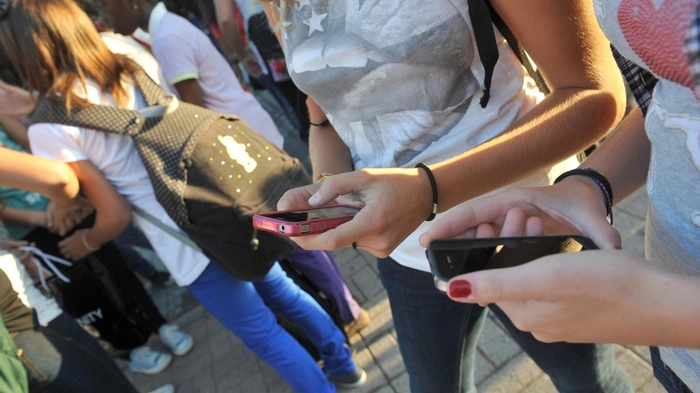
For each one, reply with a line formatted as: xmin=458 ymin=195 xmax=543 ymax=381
xmin=262 ymin=206 xmax=360 ymax=222
xmin=426 ymin=236 xmax=597 ymax=292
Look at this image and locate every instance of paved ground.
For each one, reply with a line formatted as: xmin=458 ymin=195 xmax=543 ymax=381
xmin=119 ymin=91 xmax=665 ymax=392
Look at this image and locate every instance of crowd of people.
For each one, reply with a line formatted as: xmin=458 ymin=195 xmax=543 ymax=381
xmin=0 ymin=0 xmax=697 ymax=392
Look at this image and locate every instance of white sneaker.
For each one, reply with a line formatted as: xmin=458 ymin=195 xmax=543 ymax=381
xmin=158 ymin=324 xmax=193 ymax=356
xmin=128 ymin=347 xmax=172 ymax=375
xmin=148 ymin=384 xmax=175 ymax=393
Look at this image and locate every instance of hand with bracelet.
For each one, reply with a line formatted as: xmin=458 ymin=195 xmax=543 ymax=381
xmin=57 ymin=228 xmax=100 ymax=261
xmin=277 ymin=165 xmax=438 ymax=257
xmin=420 ymin=167 xmax=621 ymax=250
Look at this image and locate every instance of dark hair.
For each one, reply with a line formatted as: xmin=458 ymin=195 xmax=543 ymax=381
xmin=0 ymin=0 xmax=10 ymax=21
xmin=0 ymin=46 xmax=21 ymax=86
xmin=0 ymin=0 xmax=140 ymax=110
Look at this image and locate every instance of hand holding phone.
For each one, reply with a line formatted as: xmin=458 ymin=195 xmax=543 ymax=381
xmin=252 ymin=205 xmax=360 ymax=237
xmin=425 ymin=235 xmax=598 ymax=292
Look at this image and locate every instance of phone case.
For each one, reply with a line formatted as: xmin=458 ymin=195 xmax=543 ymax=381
xmin=426 ymin=235 xmax=598 ymax=292
xmin=252 ymin=206 xmax=360 ymax=237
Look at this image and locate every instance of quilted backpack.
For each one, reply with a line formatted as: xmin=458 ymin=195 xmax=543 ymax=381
xmin=31 ymin=71 xmax=308 ymax=281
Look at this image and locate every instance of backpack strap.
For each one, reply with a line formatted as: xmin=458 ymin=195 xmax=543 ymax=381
xmin=131 ymin=71 xmax=170 ymax=107
xmin=131 ymin=206 xmax=203 ymax=253
xmin=30 ymin=71 xmax=177 ymax=134
xmin=485 ymin=1 xmax=550 ymax=95
xmin=469 ymin=0 xmax=550 ymax=107
xmin=469 ymin=0 xmax=499 ymax=108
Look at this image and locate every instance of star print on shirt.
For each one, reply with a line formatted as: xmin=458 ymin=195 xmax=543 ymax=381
xmin=303 ymin=8 xmax=327 ymax=36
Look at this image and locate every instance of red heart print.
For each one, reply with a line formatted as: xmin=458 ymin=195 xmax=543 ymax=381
xmin=618 ymin=0 xmax=695 ymax=89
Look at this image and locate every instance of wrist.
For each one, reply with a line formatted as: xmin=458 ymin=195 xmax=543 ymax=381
xmin=555 ymin=175 xmax=610 ymax=220
xmin=554 ymin=168 xmax=613 ymax=225
xmin=415 ymin=163 xmax=438 ymax=221
xmin=81 ymin=229 xmax=101 ymax=252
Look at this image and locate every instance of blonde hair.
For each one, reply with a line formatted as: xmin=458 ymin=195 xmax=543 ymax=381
xmin=0 ymin=0 xmax=140 ymax=110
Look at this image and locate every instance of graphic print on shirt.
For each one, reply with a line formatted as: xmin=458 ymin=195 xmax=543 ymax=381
xmin=283 ymin=0 xmax=479 ymax=168
xmin=647 ymin=104 xmax=700 ymax=173
xmin=617 ymin=0 xmax=695 ymax=89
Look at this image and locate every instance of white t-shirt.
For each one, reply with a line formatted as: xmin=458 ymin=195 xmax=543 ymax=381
xmin=0 ymin=251 xmax=62 ymax=326
xmin=282 ymin=0 xmax=577 ymax=272
xmin=29 ymin=81 xmax=210 ymax=286
xmin=100 ymin=31 xmax=170 ymax=94
xmin=147 ymin=2 xmax=284 ymax=149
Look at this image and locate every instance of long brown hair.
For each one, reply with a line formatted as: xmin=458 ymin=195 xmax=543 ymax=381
xmin=0 ymin=0 xmax=140 ymax=110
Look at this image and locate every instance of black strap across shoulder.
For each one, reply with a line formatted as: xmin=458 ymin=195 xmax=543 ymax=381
xmin=469 ymin=0 xmax=550 ymax=108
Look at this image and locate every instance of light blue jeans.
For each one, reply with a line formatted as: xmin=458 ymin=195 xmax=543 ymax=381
xmin=187 ymin=262 xmax=355 ymax=393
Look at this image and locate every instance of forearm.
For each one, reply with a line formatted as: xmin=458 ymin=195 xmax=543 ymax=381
xmin=576 ymin=106 xmax=650 ymax=204
xmin=0 ymin=150 xmax=79 ymax=203
xmin=306 ymin=98 xmax=354 ymax=178
xmin=624 ymin=272 xmax=700 ymax=348
xmin=214 ymin=0 xmax=247 ymax=60
xmin=432 ymin=87 xmax=624 ymax=211
xmin=308 ymin=125 xmax=354 ymax=179
xmin=67 ymin=161 xmax=131 ymax=248
xmin=0 ymin=116 xmax=30 ymax=151
xmin=0 ymin=205 xmax=45 ymax=227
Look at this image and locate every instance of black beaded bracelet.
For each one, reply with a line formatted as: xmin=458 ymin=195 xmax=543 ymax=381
xmin=554 ymin=167 xmax=614 ymax=225
xmin=415 ymin=163 xmax=438 ymax=221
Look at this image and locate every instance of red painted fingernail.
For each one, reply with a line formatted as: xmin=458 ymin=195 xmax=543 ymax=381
xmin=448 ymin=279 xmax=472 ymax=299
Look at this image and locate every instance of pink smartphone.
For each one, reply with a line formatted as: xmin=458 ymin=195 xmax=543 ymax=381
xmin=252 ymin=205 xmax=361 ymax=237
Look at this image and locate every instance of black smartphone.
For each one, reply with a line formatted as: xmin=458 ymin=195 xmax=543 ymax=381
xmin=425 ymin=235 xmax=598 ymax=292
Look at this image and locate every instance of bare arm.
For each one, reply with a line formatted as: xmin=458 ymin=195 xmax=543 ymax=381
xmin=0 ymin=80 xmax=35 ymax=118
xmin=0 ymin=116 xmax=30 ymax=151
xmin=57 ymin=160 xmax=131 ymax=260
xmin=0 ymin=149 xmax=79 ymax=203
xmin=445 ymin=250 xmax=700 ymax=349
xmin=0 ymin=205 xmax=48 ymax=228
xmin=213 ymin=0 xmax=263 ymax=77
xmin=173 ymin=78 xmax=206 ymax=108
xmin=431 ymin=0 xmax=626 ymax=211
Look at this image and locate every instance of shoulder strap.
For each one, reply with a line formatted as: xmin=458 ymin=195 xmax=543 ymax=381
xmin=131 ymin=206 xmax=203 ymax=253
xmin=30 ymin=71 xmax=177 ymax=135
xmin=485 ymin=1 xmax=550 ymax=95
xmin=31 ymin=97 xmax=140 ymax=135
xmin=469 ymin=0 xmax=499 ymax=108
xmin=131 ymin=71 xmax=169 ymax=107
xmin=469 ymin=0 xmax=550 ymax=107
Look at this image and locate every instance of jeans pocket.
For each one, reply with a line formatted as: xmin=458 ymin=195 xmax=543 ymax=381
xmin=17 ymin=348 xmax=50 ymax=391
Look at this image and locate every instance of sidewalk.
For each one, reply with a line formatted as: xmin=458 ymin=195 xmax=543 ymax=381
xmin=122 ymin=188 xmax=664 ymax=393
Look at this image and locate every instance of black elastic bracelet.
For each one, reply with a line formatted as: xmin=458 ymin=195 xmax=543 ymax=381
xmin=554 ymin=167 xmax=614 ymax=225
xmin=309 ymin=119 xmax=330 ymax=127
xmin=415 ymin=163 xmax=438 ymax=221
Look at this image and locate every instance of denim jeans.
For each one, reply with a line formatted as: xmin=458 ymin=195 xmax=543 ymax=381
xmin=650 ymin=347 xmax=693 ymax=393
xmin=377 ymin=257 xmax=633 ymax=393
xmin=13 ymin=312 xmax=137 ymax=393
xmin=187 ymin=262 xmax=355 ymax=393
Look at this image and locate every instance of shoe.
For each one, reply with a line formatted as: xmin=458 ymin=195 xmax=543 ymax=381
xmin=150 ymin=271 xmax=175 ymax=286
xmin=343 ymin=308 xmax=370 ymax=337
xmin=327 ymin=368 xmax=367 ymax=388
xmin=128 ymin=347 xmax=172 ymax=375
xmin=148 ymin=384 xmax=175 ymax=393
xmin=159 ymin=324 xmax=193 ymax=356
